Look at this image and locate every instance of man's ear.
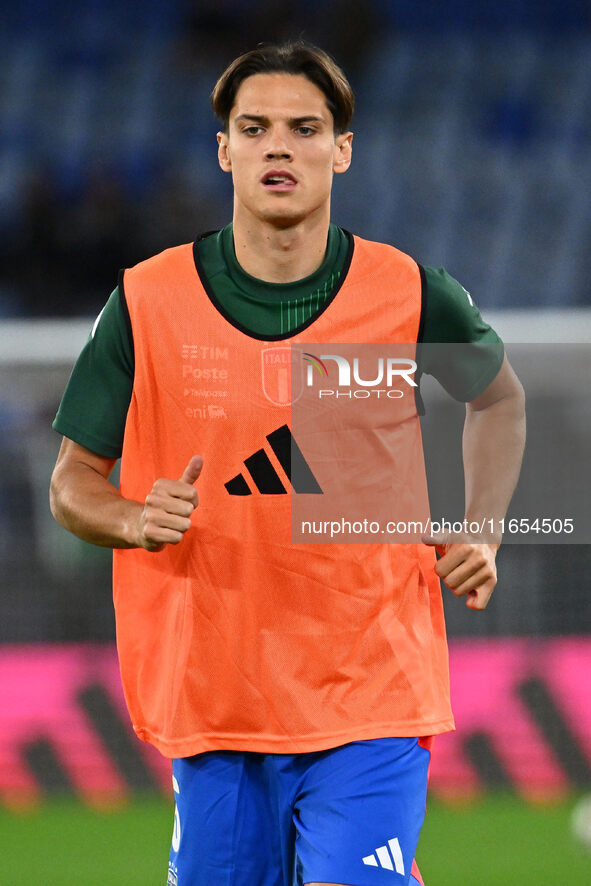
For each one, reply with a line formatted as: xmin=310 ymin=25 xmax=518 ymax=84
xmin=333 ymin=131 xmax=353 ymax=174
xmin=217 ymin=131 xmax=232 ymax=172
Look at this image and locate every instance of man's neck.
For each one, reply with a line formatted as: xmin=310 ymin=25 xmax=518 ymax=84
xmin=231 ymin=212 xmax=330 ymax=283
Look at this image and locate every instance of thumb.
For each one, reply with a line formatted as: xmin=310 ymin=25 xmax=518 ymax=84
xmin=179 ymin=455 xmax=203 ymax=486
xmin=421 ymin=534 xmax=447 ymax=557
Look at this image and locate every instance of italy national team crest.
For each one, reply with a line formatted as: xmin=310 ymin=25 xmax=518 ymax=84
xmin=261 ymin=346 xmax=304 ymax=405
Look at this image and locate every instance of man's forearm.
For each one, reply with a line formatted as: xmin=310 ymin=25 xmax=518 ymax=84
xmin=50 ymin=458 xmax=143 ymax=549
xmin=50 ymin=439 xmax=203 ymax=553
xmin=462 ymin=381 xmax=526 ymax=537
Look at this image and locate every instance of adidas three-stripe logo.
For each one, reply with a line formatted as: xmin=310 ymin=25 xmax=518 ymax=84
xmin=362 ymin=837 xmax=405 ymax=875
xmin=225 ymin=424 xmax=323 ymax=496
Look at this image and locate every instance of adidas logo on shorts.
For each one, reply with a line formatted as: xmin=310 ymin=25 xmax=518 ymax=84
xmin=362 ymin=836 xmax=405 ymax=874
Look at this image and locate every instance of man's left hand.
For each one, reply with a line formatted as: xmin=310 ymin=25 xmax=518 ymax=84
xmin=422 ymin=536 xmax=499 ymax=610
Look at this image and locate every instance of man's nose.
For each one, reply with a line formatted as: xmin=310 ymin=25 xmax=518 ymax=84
xmin=264 ymin=130 xmax=293 ymax=160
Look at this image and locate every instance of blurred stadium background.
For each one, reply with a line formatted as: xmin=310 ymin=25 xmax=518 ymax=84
xmin=1 ymin=1 xmax=591 ymax=883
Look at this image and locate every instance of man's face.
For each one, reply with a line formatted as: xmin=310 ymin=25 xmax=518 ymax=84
xmin=217 ymin=73 xmax=352 ymax=228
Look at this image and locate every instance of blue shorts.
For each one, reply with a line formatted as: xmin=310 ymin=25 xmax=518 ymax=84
xmin=167 ymin=737 xmax=430 ymax=886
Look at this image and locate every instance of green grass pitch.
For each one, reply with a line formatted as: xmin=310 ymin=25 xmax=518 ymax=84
xmin=1 ymin=795 xmax=590 ymax=884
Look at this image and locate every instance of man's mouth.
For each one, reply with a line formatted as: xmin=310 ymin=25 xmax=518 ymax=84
xmin=262 ymin=171 xmax=297 ymax=190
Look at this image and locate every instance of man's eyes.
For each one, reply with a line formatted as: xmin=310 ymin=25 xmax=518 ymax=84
xmin=240 ymin=125 xmax=317 ymax=136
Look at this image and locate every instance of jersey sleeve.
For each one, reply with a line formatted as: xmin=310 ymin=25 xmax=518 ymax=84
xmin=52 ymin=285 xmax=134 ymax=458
xmin=419 ymin=266 xmax=504 ymax=401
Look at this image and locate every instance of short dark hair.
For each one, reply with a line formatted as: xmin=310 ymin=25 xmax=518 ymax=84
xmin=211 ymin=41 xmax=355 ymax=134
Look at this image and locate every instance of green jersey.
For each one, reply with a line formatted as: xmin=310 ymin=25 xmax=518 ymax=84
xmin=53 ymin=226 xmax=503 ymax=458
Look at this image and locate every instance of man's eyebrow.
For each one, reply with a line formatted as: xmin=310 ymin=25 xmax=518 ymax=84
xmin=290 ymin=115 xmax=326 ymax=125
xmin=233 ymin=114 xmax=327 ymax=126
xmin=233 ymin=114 xmax=270 ymax=125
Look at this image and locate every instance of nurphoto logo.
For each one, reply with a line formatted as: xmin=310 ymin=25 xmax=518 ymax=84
xmin=303 ymin=352 xmax=417 ymax=399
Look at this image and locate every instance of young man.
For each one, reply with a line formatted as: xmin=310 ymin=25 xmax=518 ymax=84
xmin=50 ymin=42 xmax=525 ymax=886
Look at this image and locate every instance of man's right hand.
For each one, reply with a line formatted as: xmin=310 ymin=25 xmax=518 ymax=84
xmin=136 ymin=456 xmax=203 ymax=552
xmin=50 ymin=440 xmax=204 ymax=551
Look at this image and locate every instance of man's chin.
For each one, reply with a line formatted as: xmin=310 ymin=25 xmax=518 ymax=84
xmin=259 ymin=206 xmax=313 ymax=229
